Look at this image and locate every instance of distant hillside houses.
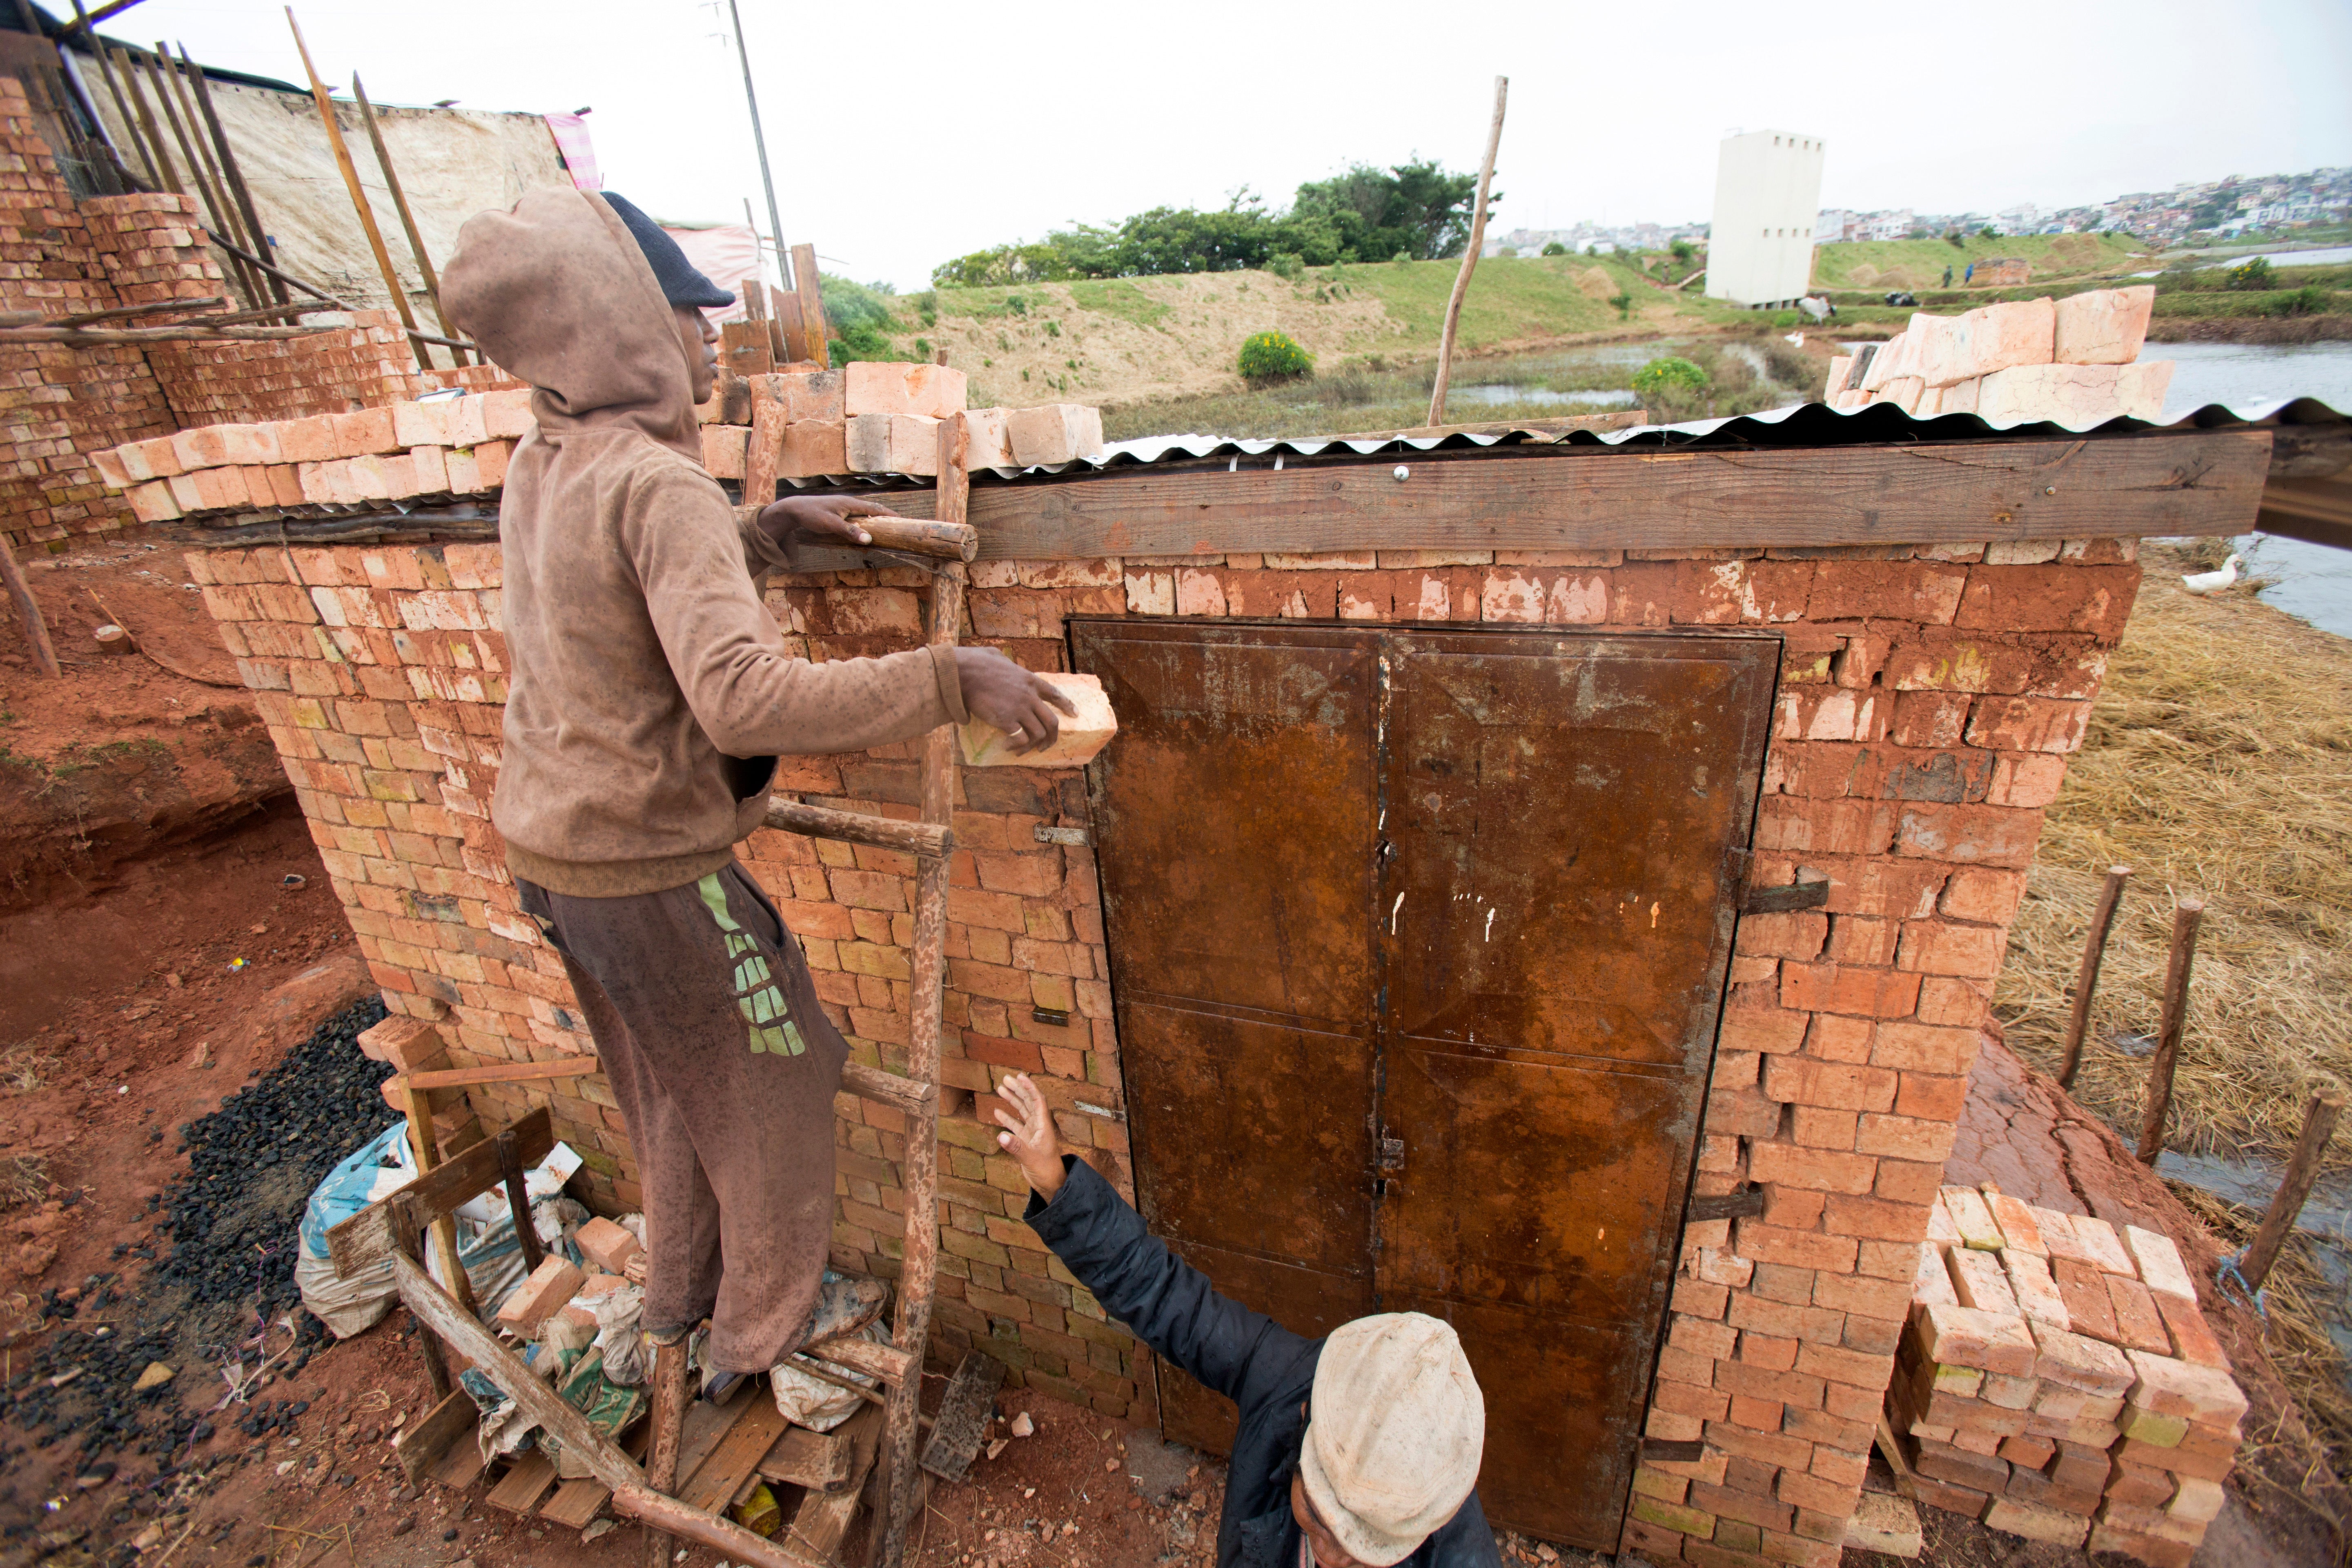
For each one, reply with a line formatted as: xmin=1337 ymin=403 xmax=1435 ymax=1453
xmin=1817 ymin=166 xmax=2350 ymax=245
xmin=1483 ymin=220 xmax=1707 ymax=257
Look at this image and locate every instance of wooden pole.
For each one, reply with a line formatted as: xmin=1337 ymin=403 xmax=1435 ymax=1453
xmin=349 ymin=75 xmax=464 ymax=359
xmin=2238 ymin=1089 xmax=2345 ymax=1292
xmin=0 ymin=537 xmax=61 ymax=677
xmin=2136 ymin=897 xmax=2206 ymax=1164
xmin=644 ymin=1334 xmax=690 ymax=1568
xmin=159 ymin=48 xmax=257 ymax=267
xmin=875 ymin=416 xmax=966 ymax=1568
xmin=141 ymin=45 xmax=258 ymax=309
xmin=77 ymin=4 xmax=156 ymax=187
xmin=283 ymin=9 xmax=434 ymax=369
xmin=2059 ymin=865 xmax=2132 ymax=1089
xmin=725 ymin=0 xmax=788 ymax=296
xmin=111 ymin=46 xmax=179 ymax=195
xmin=198 ymin=225 xmax=345 ymax=307
xmin=177 ymin=42 xmax=286 ymax=306
xmin=1427 ymin=76 xmax=1507 ymax=428
xmin=396 ymin=1080 xmax=478 ymax=1316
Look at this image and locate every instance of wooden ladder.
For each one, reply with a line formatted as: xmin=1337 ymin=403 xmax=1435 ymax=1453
xmin=699 ymin=404 xmax=982 ymax=1568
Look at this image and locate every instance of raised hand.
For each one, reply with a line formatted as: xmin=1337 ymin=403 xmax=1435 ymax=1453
xmin=992 ymin=1072 xmax=1068 ymax=1200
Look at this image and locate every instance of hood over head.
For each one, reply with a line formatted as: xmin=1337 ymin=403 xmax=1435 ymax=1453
xmin=443 ymin=188 xmax=702 ymax=461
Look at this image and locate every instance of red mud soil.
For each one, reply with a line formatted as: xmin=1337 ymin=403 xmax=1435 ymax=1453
xmin=1 ymin=538 xmax=287 ymax=915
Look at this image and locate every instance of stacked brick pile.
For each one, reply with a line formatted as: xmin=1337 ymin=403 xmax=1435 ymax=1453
xmin=1892 ymin=1183 xmax=2245 ymax=1564
xmin=0 ymin=80 xmax=176 ymax=552
xmin=1824 ymin=287 xmax=2172 ymax=427
xmin=697 ymin=361 xmax=1105 ymax=482
xmin=91 ymin=390 xmax=533 ymax=523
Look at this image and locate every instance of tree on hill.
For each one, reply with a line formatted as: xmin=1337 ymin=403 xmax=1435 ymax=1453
xmin=930 ymin=160 xmax=1493 ymax=287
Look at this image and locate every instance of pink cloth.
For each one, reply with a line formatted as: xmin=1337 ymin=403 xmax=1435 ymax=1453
xmin=543 ymin=114 xmax=600 ymax=190
xmin=664 ymin=224 xmax=766 ymax=324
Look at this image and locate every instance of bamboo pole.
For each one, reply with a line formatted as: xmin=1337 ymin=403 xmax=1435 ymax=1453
xmin=1428 ymin=76 xmax=1507 ymax=428
xmin=2238 ymin=1089 xmax=2345 ymax=1292
xmin=177 ymin=43 xmax=286 ymax=306
xmin=349 ymin=75 xmax=463 ymax=359
xmin=2135 ymin=897 xmax=2206 ymax=1164
xmin=284 ymin=9 xmax=434 ymax=369
xmin=0 ymin=538 xmax=61 ymax=677
xmin=2059 ymin=865 xmax=2132 ymax=1089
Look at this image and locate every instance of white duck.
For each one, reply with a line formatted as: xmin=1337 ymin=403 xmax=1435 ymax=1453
xmin=2180 ymin=553 xmax=2243 ymax=595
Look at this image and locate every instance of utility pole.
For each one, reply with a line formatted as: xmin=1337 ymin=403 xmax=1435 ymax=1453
xmin=726 ymin=0 xmax=788 ymax=292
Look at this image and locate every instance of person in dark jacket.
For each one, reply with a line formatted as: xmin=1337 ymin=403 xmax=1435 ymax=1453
xmin=993 ymin=1074 xmax=1500 ymax=1568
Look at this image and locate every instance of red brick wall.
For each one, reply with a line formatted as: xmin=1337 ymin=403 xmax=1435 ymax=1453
xmin=188 ymin=532 xmax=2140 ymax=1560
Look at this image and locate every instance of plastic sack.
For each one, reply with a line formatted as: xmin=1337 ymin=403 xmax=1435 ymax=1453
xmin=293 ymin=1128 xmax=586 ymax=1336
xmin=584 ymin=1281 xmax=647 ymax=1385
xmin=769 ymin=1312 xmax=885 ymax=1432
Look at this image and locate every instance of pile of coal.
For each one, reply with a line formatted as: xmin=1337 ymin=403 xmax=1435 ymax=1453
xmin=0 ymin=998 xmax=396 ymax=1493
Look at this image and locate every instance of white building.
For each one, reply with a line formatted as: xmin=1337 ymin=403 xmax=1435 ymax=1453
xmin=1705 ymin=129 xmax=1826 ymax=308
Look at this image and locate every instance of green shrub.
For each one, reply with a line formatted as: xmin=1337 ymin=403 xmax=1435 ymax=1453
xmin=1391 ymin=250 xmax=1413 ymax=265
xmin=1238 ymin=330 xmax=1312 ymax=382
xmin=1541 ymin=241 xmax=1568 ymax=256
xmin=1006 ymin=294 xmax=1029 ymax=316
xmin=2266 ymin=285 xmax=2332 ymax=317
xmin=1268 ymin=252 xmax=1304 ymax=280
xmin=1632 ymin=356 xmax=1709 ymax=402
xmin=2227 ymin=256 xmax=2276 ymax=291
xmin=1670 ymin=238 xmax=1695 ymax=265
xmin=1608 ymin=291 xmax=1633 ymax=321
xmin=1044 ymin=319 xmax=1061 ymax=337
xmin=1770 ymin=310 xmax=1802 ymax=328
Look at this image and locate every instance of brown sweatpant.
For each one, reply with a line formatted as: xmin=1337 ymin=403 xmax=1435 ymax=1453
xmin=517 ymin=860 xmax=847 ymax=1373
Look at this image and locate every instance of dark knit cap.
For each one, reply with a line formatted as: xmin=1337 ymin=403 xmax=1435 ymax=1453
xmin=600 ymin=192 xmax=735 ymax=310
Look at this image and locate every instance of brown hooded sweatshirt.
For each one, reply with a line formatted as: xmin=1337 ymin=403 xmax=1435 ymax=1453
xmin=442 ymin=189 xmax=963 ymax=897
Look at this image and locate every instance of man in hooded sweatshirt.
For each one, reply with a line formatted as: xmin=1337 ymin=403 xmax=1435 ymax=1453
xmin=441 ymin=188 xmax=1073 ymax=1398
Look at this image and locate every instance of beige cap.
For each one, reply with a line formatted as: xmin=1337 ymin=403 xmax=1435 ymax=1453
xmin=1298 ymin=1314 xmax=1485 ymax=1566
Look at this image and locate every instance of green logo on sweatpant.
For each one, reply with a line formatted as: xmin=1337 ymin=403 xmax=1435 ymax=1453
xmin=697 ymin=874 xmax=806 ymax=1056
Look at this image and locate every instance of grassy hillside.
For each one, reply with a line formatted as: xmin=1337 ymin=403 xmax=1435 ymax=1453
xmin=1809 ymin=231 xmax=2146 ymax=292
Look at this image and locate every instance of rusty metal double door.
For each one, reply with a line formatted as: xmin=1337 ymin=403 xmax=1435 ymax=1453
xmin=1071 ymin=619 xmax=1777 ymax=1548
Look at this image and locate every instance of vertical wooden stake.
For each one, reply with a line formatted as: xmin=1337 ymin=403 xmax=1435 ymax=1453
xmin=644 ymin=1333 xmax=690 ymax=1568
xmin=350 ymin=76 xmax=463 ymax=357
xmin=397 ymin=1080 xmax=477 ymax=1316
xmin=791 ymin=243 xmax=829 ymax=368
xmin=2059 ymin=865 xmax=2132 ymax=1089
xmin=78 ymin=5 xmax=156 ymax=188
xmin=2239 ymin=1089 xmax=2345 ymax=1292
xmin=0 ymin=537 xmax=61 ymax=677
xmin=146 ymin=44 xmax=259 ymax=309
xmin=1428 ymin=76 xmax=1507 ymax=429
xmin=285 ymin=9 xmax=434 ymax=369
xmin=2135 ymin=897 xmax=2206 ymax=1165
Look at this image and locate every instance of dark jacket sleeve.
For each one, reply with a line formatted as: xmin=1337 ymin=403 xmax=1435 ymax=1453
xmin=1025 ymin=1158 xmax=1317 ymax=1405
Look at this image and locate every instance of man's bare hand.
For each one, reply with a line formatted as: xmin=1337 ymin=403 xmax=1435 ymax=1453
xmin=955 ymin=649 xmax=1077 ymax=755
xmin=754 ymin=494 xmax=898 ymax=552
xmin=992 ymin=1073 xmax=1067 ymax=1200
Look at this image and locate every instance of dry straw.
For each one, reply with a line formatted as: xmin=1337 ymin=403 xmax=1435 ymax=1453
xmin=1996 ymin=541 xmax=2352 ymax=1456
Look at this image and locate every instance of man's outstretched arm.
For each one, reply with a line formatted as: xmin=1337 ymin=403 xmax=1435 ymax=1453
xmin=993 ymin=1074 xmax=1317 ymax=1405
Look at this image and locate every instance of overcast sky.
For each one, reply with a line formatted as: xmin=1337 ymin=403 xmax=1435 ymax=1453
xmin=108 ymin=0 xmax=2352 ymax=292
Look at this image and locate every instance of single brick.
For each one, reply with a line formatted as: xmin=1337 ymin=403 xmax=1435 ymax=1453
xmin=574 ymin=1215 xmax=641 ymax=1275
xmin=1982 ymin=1498 xmax=2089 ymax=1548
xmin=2154 ymin=1291 xmax=2231 ymax=1371
xmin=2122 ymin=1226 xmax=2196 ymax=1303
xmin=493 ymin=1253 xmax=586 ymax=1334
xmin=1912 ymin=1303 xmax=2037 ymax=1377
xmin=1948 ymin=1248 xmax=2018 ymax=1316
xmin=2124 ymin=1350 xmax=2247 ymax=1428
xmin=1980 ymin=1193 xmax=2044 ymax=1256
xmin=2029 ymin=1321 xmax=2134 ymax=1396
xmin=2049 ymin=1258 xmax=2118 ymax=1343
xmin=2001 ymin=1250 xmax=2069 ymax=1329
xmin=1940 ymin=1186 xmax=2004 ymax=1250
xmin=2105 ymin=1274 xmax=2173 ymax=1355
xmin=1977 ymin=1372 xmax=2040 ymax=1412
xmin=2070 ymin=1213 xmax=2136 ymax=1276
